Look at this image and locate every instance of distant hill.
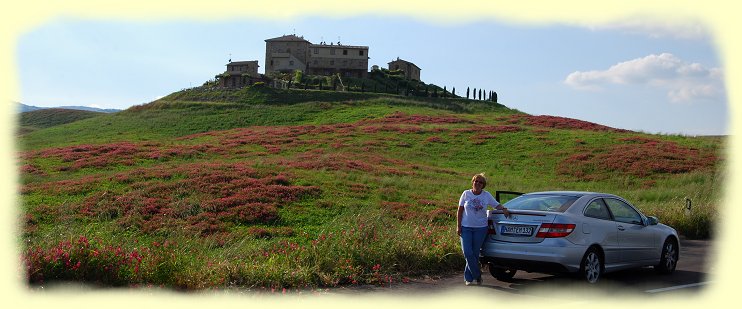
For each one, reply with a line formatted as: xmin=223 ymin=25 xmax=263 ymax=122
xmin=18 ymin=108 xmax=105 ymax=135
xmin=17 ymin=102 xmax=121 ymax=113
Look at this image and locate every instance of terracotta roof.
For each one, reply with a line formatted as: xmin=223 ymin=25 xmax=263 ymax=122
xmin=388 ymin=58 xmax=420 ymax=70
xmin=226 ymin=61 xmax=259 ymax=66
xmin=265 ymin=34 xmax=310 ymax=43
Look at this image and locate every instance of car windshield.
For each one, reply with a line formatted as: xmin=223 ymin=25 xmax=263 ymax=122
xmin=503 ymin=194 xmax=579 ymax=212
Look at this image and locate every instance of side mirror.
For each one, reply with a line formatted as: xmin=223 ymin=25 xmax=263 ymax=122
xmin=645 ymin=216 xmax=659 ymax=226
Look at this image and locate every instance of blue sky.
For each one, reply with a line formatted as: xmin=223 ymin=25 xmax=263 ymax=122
xmin=16 ymin=15 xmax=727 ymax=135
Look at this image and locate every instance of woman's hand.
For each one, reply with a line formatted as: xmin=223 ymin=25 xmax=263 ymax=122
xmin=503 ymin=208 xmax=511 ymax=218
xmin=457 ymin=226 xmax=462 ymax=236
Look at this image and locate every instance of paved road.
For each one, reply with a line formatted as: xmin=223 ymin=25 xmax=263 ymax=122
xmin=325 ymin=238 xmax=712 ymax=298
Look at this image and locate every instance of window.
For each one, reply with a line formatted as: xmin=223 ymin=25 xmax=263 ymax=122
xmin=314 ymin=48 xmax=318 ymax=54
xmin=343 ymin=49 xmax=348 ymax=55
xmin=504 ymin=194 xmax=578 ymax=212
xmin=584 ymin=199 xmax=612 ymax=220
xmin=359 ymin=50 xmax=364 ymax=56
xmin=289 ymin=61 xmax=294 ymax=66
xmin=330 ymin=49 xmax=336 ymax=55
xmin=287 ymin=48 xmax=291 ymax=53
xmin=313 ymin=60 xmax=318 ymax=65
xmin=604 ymin=198 xmax=643 ymax=225
xmin=330 ymin=60 xmax=334 ymax=65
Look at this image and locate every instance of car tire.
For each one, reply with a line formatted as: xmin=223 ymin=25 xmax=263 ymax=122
xmin=655 ymin=238 xmax=679 ymax=274
xmin=580 ymin=248 xmax=602 ymax=284
xmin=488 ymin=263 xmax=517 ymax=281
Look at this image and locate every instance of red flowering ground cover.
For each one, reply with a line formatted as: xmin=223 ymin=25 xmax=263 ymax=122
xmin=22 ymin=141 xmax=222 ymax=172
xmin=557 ymin=136 xmax=718 ymax=180
xmin=22 ymin=162 xmax=320 ymax=237
xmin=508 ymin=114 xmax=630 ymax=133
xmin=24 ymin=236 xmax=180 ymax=286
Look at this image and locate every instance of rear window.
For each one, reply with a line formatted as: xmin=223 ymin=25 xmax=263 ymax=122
xmin=503 ymin=194 xmax=579 ymax=212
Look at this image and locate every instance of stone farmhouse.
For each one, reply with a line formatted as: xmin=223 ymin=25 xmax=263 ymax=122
xmin=265 ymin=34 xmax=369 ymax=78
xmin=218 ymin=34 xmax=421 ymax=87
xmin=219 ymin=60 xmax=260 ymax=88
xmin=388 ymin=57 xmax=421 ymax=81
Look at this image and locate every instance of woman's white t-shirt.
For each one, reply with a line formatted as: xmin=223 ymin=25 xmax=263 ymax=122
xmin=459 ymin=189 xmax=500 ymax=228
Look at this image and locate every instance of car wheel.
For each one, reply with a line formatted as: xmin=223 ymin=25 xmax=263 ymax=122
xmin=580 ymin=248 xmax=602 ymax=284
xmin=655 ymin=238 xmax=679 ymax=274
xmin=488 ymin=263 xmax=517 ymax=281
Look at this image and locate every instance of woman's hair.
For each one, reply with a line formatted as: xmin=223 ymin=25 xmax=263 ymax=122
xmin=471 ymin=173 xmax=487 ymax=189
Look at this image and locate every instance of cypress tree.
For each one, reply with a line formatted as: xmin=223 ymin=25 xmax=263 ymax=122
xmin=452 ymin=87 xmax=456 ymax=97
xmin=443 ymin=86 xmax=447 ymax=98
xmin=466 ymin=87 xmax=470 ymax=99
xmin=473 ymin=88 xmax=477 ymax=100
xmin=493 ymin=91 xmax=498 ymax=103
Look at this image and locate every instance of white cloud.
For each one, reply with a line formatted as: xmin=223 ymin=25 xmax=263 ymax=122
xmin=564 ymin=53 xmax=724 ymax=103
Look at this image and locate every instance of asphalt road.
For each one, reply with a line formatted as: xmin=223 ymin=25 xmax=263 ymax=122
xmin=325 ymin=238 xmax=712 ymax=298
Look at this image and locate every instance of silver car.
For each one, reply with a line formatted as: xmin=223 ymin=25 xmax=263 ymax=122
xmin=481 ymin=191 xmax=679 ymax=283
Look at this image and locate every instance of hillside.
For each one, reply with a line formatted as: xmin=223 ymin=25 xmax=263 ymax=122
xmin=18 ymin=108 xmax=105 ymax=135
xmin=18 ymin=85 xmax=724 ymax=290
xmin=18 ymin=103 xmax=122 ymax=114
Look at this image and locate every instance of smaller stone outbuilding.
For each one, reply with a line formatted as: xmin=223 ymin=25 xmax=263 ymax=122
xmin=388 ymin=57 xmax=421 ymax=81
xmin=219 ymin=60 xmax=261 ymax=88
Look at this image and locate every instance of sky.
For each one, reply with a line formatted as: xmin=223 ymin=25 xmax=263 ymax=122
xmin=15 ymin=15 xmax=727 ymax=136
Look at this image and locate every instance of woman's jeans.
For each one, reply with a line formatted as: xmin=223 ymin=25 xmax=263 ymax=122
xmin=460 ymin=226 xmax=488 ymax=282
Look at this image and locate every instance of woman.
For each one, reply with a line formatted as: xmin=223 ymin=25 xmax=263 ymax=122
xmin=456 ymin=173 xmax=510 ymax=285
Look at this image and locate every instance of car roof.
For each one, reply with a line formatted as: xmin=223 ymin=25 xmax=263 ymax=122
xmin=523 ymin=191 xmax=617 ymax=198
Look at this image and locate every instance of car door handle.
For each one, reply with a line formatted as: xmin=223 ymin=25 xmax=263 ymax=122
xmin=617 ymin=225 xmax=625 ymax=231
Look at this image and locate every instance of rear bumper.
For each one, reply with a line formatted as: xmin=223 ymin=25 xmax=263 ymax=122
xmin=481 ymin=238 xmax=587 ymax=273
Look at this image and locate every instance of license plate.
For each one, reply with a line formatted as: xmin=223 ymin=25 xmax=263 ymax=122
xmin=500 ymin=225 xmax=534 ymax=236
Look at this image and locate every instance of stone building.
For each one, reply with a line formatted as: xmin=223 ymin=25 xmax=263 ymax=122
xmin=264 ymin=34 xmax=369 ymax=78
xmin=388 ymin=57 xmax=421 ymax=81
xmin=219 ymin=60 xmax=260 ymax=88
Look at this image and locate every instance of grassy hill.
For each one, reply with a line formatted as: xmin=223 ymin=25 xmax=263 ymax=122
xmin=18 ymin=84 xmax=724 ymax=290
xmin=18 ymin=108 xmax=105 ymax=135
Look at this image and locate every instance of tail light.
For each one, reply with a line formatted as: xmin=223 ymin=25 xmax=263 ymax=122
xmin=536 ymin=223 xmax=575 ymax=238
xmin=487 ymin=219 xmax=496 ymax=235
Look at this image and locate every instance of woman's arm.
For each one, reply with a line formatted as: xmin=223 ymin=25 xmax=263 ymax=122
xmin=456 ymin=206 xmax=464 ymax=236
xmin=493 ymin=203 xmax=511 ymax=217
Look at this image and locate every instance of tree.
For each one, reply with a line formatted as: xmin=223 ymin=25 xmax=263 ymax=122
xmin=443 ymin=86 xmax=447 ymax=98
xmin=293 ymin=70 xmax=303 ymax=84
xmin=479 ymin=89 xmax=482 ymax=101
xmin=493 ymin=91 xmax=498 ymax=103
xmin=466 ymin=87 xmax=470 ymax=99
xmin=452 ymin=87 xmax=456 ymax=97
xmin=473 ymin=88 xmax=477 ymax=100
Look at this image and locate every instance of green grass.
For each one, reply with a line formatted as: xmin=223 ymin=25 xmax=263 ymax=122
xmin=18 ymin=85 xmax=725 ymax=289
xmin=18 ymin=108 xmax=105 ymax=135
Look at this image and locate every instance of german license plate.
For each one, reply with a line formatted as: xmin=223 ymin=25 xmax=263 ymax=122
xmin=500 ymin=225 xmax=534 ymax=236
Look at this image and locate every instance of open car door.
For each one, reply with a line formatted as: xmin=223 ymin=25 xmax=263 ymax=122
xmin=495 ymin=190 xmax=524 ymax=204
